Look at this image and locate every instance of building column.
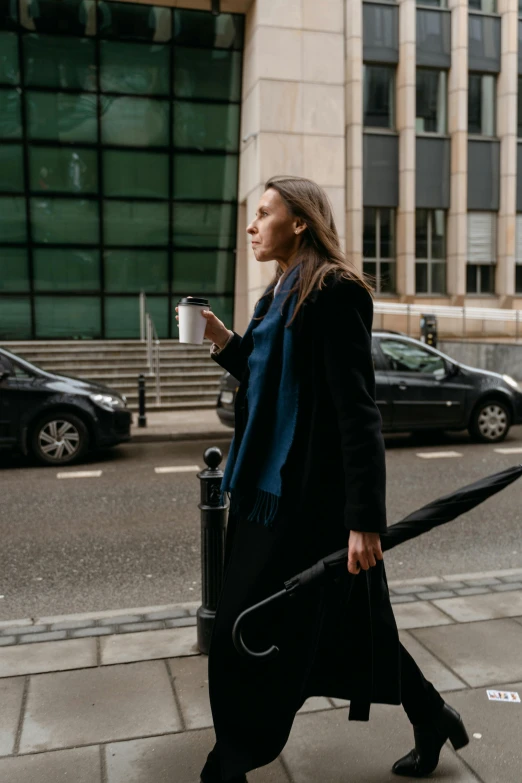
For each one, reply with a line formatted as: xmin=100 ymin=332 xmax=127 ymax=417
xmin=447 ymin=0 xmax=468 ymax=301
xmin=496 ymin=0 xmax=517 ymax=301
xmin=235 ymin=0 xmax=346 ymax=333
xmin=396 ymin=0 xmax=416 ymax=298
xmin=345 ymin=0 xmax=363 ymax=272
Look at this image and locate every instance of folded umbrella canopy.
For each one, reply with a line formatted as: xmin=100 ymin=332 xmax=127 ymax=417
xmin=232 ymin=464 xmax=522 ymax=660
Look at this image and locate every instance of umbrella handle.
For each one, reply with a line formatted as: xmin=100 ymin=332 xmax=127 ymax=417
xmin=232 ymin=588 xmax=289 ymax=660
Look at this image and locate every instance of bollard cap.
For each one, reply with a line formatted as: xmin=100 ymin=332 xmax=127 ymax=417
xmin=204 ymin=447 xmax=223 ymax=470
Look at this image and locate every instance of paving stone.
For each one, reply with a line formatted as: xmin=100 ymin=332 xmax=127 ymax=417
xmin=412 ymin=619 xmax=522 ymax=687
xmin=492 ymin=583 xmax=522 ymax=592
xmin=165 ymin=617 xmax=197 ymax=628
xmin=439 ymin=582 xmax=465 ymax=590
xmin=393 ymin=602 xmax=453 ymax=630
xmin=418 ymin=590 xmax=456 ymax=600
xmin=106 ymin=729 xmax=290 ymax=783
xmin=464 ymin=578 xmax=501 ymax=587
xmin=447 ymin=680 xmax=522 ymax=783
xmin=19 ymin=631 xmax=67 ymax=644
xmin=399 ymin=631 xmax=467 ymax=693
xmin=500 ymin=573 xmax=522 ymax=583
xmin=70 ymin=627 xmax=114 ymax=638
xmin=99 ymin=615 xmax=142 ymax=626
xmin=101 ymin=627 xmax=199 ymax=666
xmin=0 ymin=638 xmax=96 ymax=678
xmin=282 ymin=705 xmax=478 ymax=783
xmin=0 ymin=636 xmax=16 ymax=646
xmin=49 ymin=620 xmax=96 ymax=631
xmin=2 ymin=624 xmax=47 ymax=636
xmin=169 ymin=655 xmax=212 ymax=729
xmin=432 ymin=590 xmax=522 ymax=623
xmin=118 ymin=621 xmax=165 ymax=633
xmin=19 ymin=661 xmax=181 ymax=753
xmin=0 ymin=619 xmax=32 ymax=631
xmin=0 ymin=677 xmax=25 ymax=756
xmin=390 ymin=595 xmax=416 ymax=604
xmin=391 ymin=585 xmax=430 ymax=595
xmin=144 ymin=609 xmax=189 ymax=621
xmin=455 ymin=587 xmax=491 ymax=597
xmin=0 ymin=745 xmax=101 ymax=783
xmin=297 ymin=697 xmax=332 ymax=714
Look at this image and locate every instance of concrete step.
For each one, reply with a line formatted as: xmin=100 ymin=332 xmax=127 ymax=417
xmin=83 ymin=369 xmax=223 ymax=382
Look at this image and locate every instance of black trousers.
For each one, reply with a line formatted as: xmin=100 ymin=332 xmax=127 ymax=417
xmin=201 ymin=643 xmax=445 ymax=782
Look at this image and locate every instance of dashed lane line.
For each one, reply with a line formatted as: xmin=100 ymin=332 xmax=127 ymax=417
xmin=494 ymin=447 xmax=522 ymax=454
xmin=154 ymin=465 xmax=201 ymax=474
xmin=416 ymin=451 xmax=463 ymax=459
xmin=57 ymin=470 xmax=103 ymax=479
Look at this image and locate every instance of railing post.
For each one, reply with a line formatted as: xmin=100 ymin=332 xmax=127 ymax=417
xmin=407 ymin=304 xmax=411 ymax=336
xmin=139 ymin=292 xmax=146 ymax=343
xmin=155 ymin=339 xmax=161 ymax=405
xmin=197 ymin=447 xmax=227 ymax=655
xmin=138 ymin=374 xmax=147 ymax=428
xmin=516 ymin=310 xmax=520 ymax=343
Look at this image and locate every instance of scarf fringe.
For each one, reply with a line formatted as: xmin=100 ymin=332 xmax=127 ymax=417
xmin=221 ymin=489 xmax=280 ymax=528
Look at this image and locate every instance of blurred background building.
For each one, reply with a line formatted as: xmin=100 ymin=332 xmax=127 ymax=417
xmin=0 ymin=0 xmax=521 ymax=340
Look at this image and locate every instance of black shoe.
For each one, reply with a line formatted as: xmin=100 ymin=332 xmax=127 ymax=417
xmin=392 ymin=703 xmax=470 ymax=778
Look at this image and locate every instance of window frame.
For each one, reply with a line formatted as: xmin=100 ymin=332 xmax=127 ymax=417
xmin=415 ymin=67 xmax=448 ymax=136
xmin=363 ymin=63 xmax=396 ymax=131
xmin=363 ymin=207 xmax=396 ymax=295
xmin=467 ymin=72 xmax=496 ymax=137
xmin=415 ymin=209 xmax=447 ymax=295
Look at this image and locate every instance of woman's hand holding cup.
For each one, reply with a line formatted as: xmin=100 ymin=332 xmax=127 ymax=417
xmin=175 ymin=299 xmax=232 ymax=348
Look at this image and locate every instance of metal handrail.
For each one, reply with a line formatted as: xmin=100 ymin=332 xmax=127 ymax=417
xmin=145 ymin=313 xmax=161 ymax=405
xmin=139 ymin=291 xmax=146 ymax=342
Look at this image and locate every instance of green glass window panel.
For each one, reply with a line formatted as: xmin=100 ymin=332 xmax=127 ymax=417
xmin=0 ymin=297 xmax=31 ymax=339
xmin=105 ymin=295 xmax=168 ymax=338
xmin=34 ymin=248 xmax=100 ymax=291
xmin=100 ymin=41 xmax=169 ymax=95
xmin=104 ymin=249 xmax=168 ymax=292
xmin=104 ymin=200 xmax=168 ymax=246
xmin=103 ymin=151 xmax=168 ymax=198
xmin=0 ymin=197 xmax=26 ymax=241
xmin=24 ymin=35 xmax=96 ymax=90
xmin=0 ymin=32 xmax=19 ymax=84
xmin=31 ymin=198 xmax=99 ymax=244
xmin=0 ymin=248 xmax=29 ymax=291
xmin=35 ymin=296 xmax=101 ymax=338
xmin=99 ymin=2 xmax=171 ymax=42
xmin=173 ymin=9 xmax=243 ymax=50
xmin=174 ymin=101 xmax=239 ymax=152
xmin=101 ymin=96 xmax=168 ymax=147
xmin=173 ymin=154 xmax=238 ymax=202
xmin=27 ymin=92 xmax=98 ymax=143
xmin=173 ymin=202 xmax=236 ymax=249
xmin=1 ymin=0 xmax=19 ymax=30
xmin=20 ymin=0 xmax=96 ymax=37
xmin=30 ymin=148 xmax=98 ymax=193
xmin=0 ymin=145 xmax=24 ymax=192
xmin=172 ymin=250 xmax=234 ymax=294
xmin=0 ymin=89 xmax=21 ymax=139
xmin=174 ymin=47 xmax=241 ymax=102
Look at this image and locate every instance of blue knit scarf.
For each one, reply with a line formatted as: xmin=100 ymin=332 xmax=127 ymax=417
xmin=220 ymin=265 xmax=301 ymax=527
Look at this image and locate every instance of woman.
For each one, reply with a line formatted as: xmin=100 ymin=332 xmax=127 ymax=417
xmin=177 ymin=176 xmax=468 ymax=782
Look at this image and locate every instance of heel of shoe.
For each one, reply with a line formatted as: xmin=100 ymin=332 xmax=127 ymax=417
xmin=448 ymin=721 xmax=469 ymax=751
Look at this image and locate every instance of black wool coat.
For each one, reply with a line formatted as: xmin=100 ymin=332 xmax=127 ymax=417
xmin=208 ymin=274 xmax=401 ymax=780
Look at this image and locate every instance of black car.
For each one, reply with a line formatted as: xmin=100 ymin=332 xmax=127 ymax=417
xmin=0 ymin=347 xmax=132 ymax=466
xmin=216 ymin=331 xmax=522 ymax=443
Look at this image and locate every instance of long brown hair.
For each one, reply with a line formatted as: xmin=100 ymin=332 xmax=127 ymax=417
xmin=254 ymin=175 xmax=373 ymax=326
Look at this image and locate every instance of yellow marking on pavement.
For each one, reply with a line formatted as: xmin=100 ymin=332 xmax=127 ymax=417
xmin=57 ymin=470 xmax=103 ymax=479
xmin=494 ymin=447 xmax=522 ymax=454
xmin=154 ymin=465 xmax=201 ymax=474
xmin=416 ymin=451 xmax=463 ymax=459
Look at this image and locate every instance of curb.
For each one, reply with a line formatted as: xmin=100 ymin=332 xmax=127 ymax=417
xmin=130 ymin=430 xmax=233 ymax=444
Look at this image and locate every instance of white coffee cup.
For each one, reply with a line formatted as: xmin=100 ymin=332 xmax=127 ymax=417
xmin=177 ymin=297 xmax=210 ymax=345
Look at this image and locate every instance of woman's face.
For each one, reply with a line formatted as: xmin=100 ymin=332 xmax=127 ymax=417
xmin=247 ymin=188 xmax=305 ymax=267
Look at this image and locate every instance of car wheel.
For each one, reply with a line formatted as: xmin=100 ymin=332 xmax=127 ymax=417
xmin=469 ymin=399 xmax=511 ymax=444
xmin=31 ymin=412 xmax=89 ymax=466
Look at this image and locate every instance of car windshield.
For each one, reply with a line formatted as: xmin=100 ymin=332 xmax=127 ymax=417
xmin=380 ymin=339 xmax=446 ymax=376
xmin=0 ymin=349 xmax=42 ymax=378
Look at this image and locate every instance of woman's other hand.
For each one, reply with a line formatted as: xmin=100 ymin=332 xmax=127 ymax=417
xmin=347 ymin=531 xmax=383 ymax=575
xmin=175 ymin=301 xmax=233 ymax=349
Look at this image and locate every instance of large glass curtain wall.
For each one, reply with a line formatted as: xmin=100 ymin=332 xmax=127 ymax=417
xmin=0 ymin=0 xmax=243 ymax=339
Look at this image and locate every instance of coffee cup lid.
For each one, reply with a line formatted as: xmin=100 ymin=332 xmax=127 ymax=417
xmin=178 ymin=297 xmax=209 ymax=306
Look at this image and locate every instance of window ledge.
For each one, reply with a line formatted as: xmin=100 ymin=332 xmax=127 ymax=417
xmin=363 ymin=128 xmax=398 ymax=136
xmin=468 ymin=10 xmax=500 ymax=18
xmin=468 ymin=134 xmax=499 ymax=142
xmin=416 ymin=132 xmax=450 ymax=140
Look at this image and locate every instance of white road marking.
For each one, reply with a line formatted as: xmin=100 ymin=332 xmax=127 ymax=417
xmin=57 ymin=470 xmax=103 ymax=479
xmin=416 ymin=451 xmax=463 ymax=459
xmin=154 ymin=465 xmax=201 ymax=474
xmin=494 ymin=447 xmax=522 ymax=454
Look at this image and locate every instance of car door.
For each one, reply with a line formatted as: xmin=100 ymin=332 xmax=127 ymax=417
xmin=0 ymin=356 xmax=19 ymax=447
xmin=378 ymin=337 xmax=467 ymax=430
xmin=371 ymin=337 xmax=393 ymax=430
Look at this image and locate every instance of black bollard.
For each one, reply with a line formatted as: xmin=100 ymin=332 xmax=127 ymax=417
xmin=138 ymin=374 xmax=147 ymax=428
xmin=197 ymin=446 xmax=228 ymax=654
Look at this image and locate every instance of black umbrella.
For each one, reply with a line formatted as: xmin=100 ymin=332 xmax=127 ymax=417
xmin=232 ymin=464 xmax=522 ymax=660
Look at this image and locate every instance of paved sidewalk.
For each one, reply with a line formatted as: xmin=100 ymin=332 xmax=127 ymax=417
xmin=1 ymin=576 xmax=522 ymax=782
xmin=130 ymin=410 xmax=232 ymax=444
